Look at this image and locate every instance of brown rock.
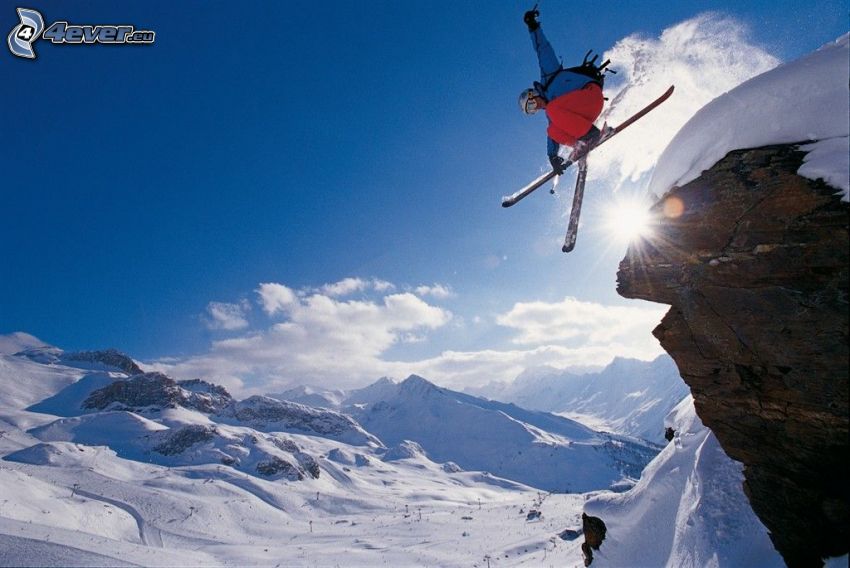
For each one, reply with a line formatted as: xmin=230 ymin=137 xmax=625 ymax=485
xmin=618 ymin=144 xmax=849 ymax=567
xmin=581 ymin=512 xmax=607 ymax=565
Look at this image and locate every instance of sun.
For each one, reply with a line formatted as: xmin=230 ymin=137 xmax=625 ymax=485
xmin=604 ymin=196 xmax=654 ymax=242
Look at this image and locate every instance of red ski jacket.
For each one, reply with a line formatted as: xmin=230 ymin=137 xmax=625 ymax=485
xmin=546 ymin=83 xmax=604 ymax=148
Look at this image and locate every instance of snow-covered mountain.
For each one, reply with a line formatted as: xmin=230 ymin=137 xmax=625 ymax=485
xmin=0 ymin=331 xmax=48 ymax=354
xmin=474 ymin=355 xmax=688 ymax=444
xmin=263 ymin=374 xmax=663 ymax=492
xmin=13 ymin=343 xmax=144 ymax=375
xmin=339 ymin=375 xmax=658 ymax=493
xmin=0 ymin=336 xmax=565 ymax=565
xmin=1 ymin=342 xmax=547 ymax=565
xmin=15 ymin=367 xmax=382 ymax=480
xmin=1 ymin=335 xmax=657 ymax=494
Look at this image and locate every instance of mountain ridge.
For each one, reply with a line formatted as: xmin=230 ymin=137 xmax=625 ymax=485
xmin=338 ymin=373 xmax=658 ymax=492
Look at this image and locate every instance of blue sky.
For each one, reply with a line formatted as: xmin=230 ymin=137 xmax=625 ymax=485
xmin=2 ymin=1 xmax=847 ymax=392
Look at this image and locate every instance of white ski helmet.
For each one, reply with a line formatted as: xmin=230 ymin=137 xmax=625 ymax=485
xmin=519 ymin=87 xmax=543 ymax=115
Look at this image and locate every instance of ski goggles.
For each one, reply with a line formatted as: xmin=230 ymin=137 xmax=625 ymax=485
xmin=525 ymin=96 xmax=541 ymax=114
xmin=520 ymin=88 xmax=544 ymax=115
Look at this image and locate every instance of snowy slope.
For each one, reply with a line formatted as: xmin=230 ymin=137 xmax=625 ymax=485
xmin=649 ymin=34 xmax=850 ymax=200
xmin=19 ymin=410 xmax=329 ymax=481
xmin=582 ymin=397 xmax=786 ymax=568
xmin=0 ymin=434 xmax=598 ymax=568
xmin=0 ymin=353 xmax=89 ymax=430
xmin=343 ymin=375 xmax=658 ymax=493
xmin=0 ymin=346 xmax=605 ymax=567
xmin=481 ymin=356 xmax=688 ymax=444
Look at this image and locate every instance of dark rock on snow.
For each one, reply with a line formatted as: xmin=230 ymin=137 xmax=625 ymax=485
xmin=581 ymin=512 xmax=607 ymax=566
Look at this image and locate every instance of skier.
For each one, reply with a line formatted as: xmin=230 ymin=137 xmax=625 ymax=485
xmin=519 ymin=8 xmax=609 ymax=175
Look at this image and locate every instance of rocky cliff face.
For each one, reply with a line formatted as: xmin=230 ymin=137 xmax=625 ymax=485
xmin=227 ymin=395 xmax=380 ymax=446
xmin=618 ymin=144 xmax=848 ymax=567
xmin=83 ymin=372 xmax=233 ymax=414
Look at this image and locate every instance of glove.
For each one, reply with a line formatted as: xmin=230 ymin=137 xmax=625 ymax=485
xmin=524 ymin=8 xmax=540 ymax=31
xmin=549 ymin=154 xmax=566 ymax=175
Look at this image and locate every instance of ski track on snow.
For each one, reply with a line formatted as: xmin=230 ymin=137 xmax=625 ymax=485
xmin=74 ymin=489 xmax=163 ymax=548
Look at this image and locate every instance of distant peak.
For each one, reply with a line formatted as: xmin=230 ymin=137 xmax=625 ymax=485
xmin=399 ymin=375 xmax=439 ymax=394
xmin=400 ymin=374 xmax=432 ymax=385
xmin=0 ymin=331 xmax=51 ymax=355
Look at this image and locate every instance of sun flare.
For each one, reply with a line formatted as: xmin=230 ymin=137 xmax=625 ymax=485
xmin=604 ymin=197 xmax=654 ymax=242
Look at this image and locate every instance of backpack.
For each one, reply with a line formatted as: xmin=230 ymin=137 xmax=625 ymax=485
xmin=564 ymin=50 xmax=613 ymax=87
xmin=539 ymin=50 xmax=614 ymax=92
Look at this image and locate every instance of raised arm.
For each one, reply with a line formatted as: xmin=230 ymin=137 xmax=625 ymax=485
xmin=530 ymin=27 xmax=561 ymax=84
xmin=524 ymin=9 xmax=561 ymax=84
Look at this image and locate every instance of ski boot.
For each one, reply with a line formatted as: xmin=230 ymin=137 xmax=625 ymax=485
xmin=569 ymin=123 xmax=613 ymax=161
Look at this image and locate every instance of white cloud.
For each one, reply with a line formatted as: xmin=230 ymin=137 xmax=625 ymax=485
xmin=496 ymin=296 xmax=667 ymax=346
xmin=414 ymin=283 xmax=454 ymax=299
xmin=320 ymin=277 xmax=368 ymax=297
xmin=158 ymin=282 xmax=453 ymax=394
xmin=256 ymin=283 xmax=298 ymax=315
xmin=399 ymin=339 xmax=664 ymax=390
xmin=385 ymin=297 xmax=668 ymax=390
xmin=590 ymin=13 xmax=780 ymax=189
xmin=317 ymin=277 xmax=396 ymax=297
xmin=203 ymin=300 xmax=250 ymax=331
xmin=371 ymin=279 xmax=395 ymax=292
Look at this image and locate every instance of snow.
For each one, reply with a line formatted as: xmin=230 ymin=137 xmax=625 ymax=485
xmin=0 ymin=353 xmax=89 ymax=431
xmin=0 ymin=534 xmax=137 ymax=567
xmin=583 ymin=396 xmax=786 ymax=568
xmin=799 ymin=137 xmax=850 ymax=195
xmin=0 ymin=349 xmax=587 ymax=563
xmin=27 ymin=372 xmax=117 ymax=417
xmin=649 ymin=33 xmax=850 ymax=200
xmin=0 ymin=332 xmax=47 ymax=355
xmin=0 ymin=340 xmax=654 ymax=566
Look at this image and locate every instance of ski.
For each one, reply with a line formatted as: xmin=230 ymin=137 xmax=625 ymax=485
xmin=562 ymin=157 xmax=588 ymax=253
xmin=501 ymin=85 xmax=675 ymax=208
